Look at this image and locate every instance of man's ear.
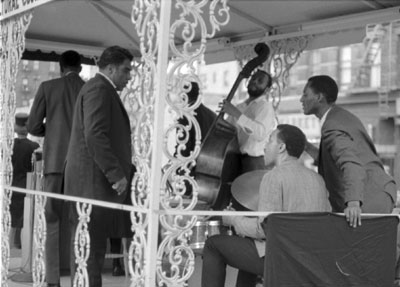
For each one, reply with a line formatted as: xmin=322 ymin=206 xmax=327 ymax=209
xmin=278 ymin=142 xmax=286 ymax=154
xmin=106 ymin=64 xmax=115 ymax=74
xmin=317 ymin=93 xmax=326 ymax=103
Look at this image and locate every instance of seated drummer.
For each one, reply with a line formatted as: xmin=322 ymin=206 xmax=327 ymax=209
xmin=201 ymin=124 xmax=332 ymax=287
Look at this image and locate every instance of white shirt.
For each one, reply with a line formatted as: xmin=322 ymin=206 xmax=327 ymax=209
xmin=228 ymin=96 xmax=276 ymax=157
xmin=320 ymin=106 xmax=332 ymax=127
xmin=226 ymin=159 xmax=331 ymax=257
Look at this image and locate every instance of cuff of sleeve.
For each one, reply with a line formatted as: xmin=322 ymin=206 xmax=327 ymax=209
xmin=237 ymin=115 xmax=253 ymax=134
xmin=237 ymin=114 xmax=247 ymax=126
xmin=105 ymin=169 xmax=125 ymax=185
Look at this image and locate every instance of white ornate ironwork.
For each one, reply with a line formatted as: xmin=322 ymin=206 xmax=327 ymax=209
xmin=73 ymin=202 xmax=92 ymax=287
xmin=130 ymin=0 xmax=160 ymax=284
xmin=233 ymin=36 xmax=311 ymax=113
xmin=0 ymin=11 xmax=33 ymax=286
xmin=267 ymin=37 xmax=310 ymax=112
xmin=32 ymin=194 xmax=46 ymax=286
xmin=131 ymin=0 xmax=229 ymax=286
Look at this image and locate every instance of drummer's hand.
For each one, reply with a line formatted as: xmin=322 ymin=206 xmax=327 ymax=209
xmin=222 ymin=215 xmax=234 ymax=227
xmin=224 ymin=205 xmax=236 ymax=212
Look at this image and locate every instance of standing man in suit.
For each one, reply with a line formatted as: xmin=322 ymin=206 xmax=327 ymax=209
xmin=300 ymin=75 xmax=396 ymax=228
xmin=64 ymin=46 xmax=134 ymax=287
xmin=27 ymin=50 xmax=84 ymax=287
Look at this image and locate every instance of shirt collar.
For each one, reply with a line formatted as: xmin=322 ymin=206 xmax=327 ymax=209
xmin=65 ymin=71 xmax=78 ymax=76
xmin=246 ymin=95 xmax=267 ymax=105
xmin=97 ymin=72 xmax=116 ymax=89
xmin=320 ymin=106 xmax=332 ymax=127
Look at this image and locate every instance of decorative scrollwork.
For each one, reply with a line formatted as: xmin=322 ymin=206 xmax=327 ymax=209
xmin=266 ymin=36 xmax=310 ymax=112
xmin=1 ymin=188 xmax=12 ymax=285
xmin=32 ymin=194 xmax=47 ymax=286
xmin=1 ymin=11 xmax=33 ymax=285
xmin=156 ymin=215 xmax=196 ymax=287
xmin=73 ymin=202 xmax=92 ymax=287
xmin=131 ymin=0 xmax=230 ymax=286
xmin=131 ymin=0 xmax=161 ymax=284
xmin=157 ymin=1 xmax=229 ymax=286
xmin=233 ymin=36 xmax=311 ymax=114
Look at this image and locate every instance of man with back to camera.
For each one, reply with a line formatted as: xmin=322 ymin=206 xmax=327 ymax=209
xmin=27 ymin=50 xmax=84 ymax=287
xmin=201 ymin=124 xmax=331 ymax=287
xmin=64 ymin=45 xmax=135 ymax=287
xmin=300 ymin=75 xmax=396 ymax=227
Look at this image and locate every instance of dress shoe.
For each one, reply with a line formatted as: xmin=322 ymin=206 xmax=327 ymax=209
xmin=112 ymin=266 xmax=125 ymax=276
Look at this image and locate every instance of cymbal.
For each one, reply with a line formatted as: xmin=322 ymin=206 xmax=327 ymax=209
xmin=231 ymin=170 xmax=268 ymax=211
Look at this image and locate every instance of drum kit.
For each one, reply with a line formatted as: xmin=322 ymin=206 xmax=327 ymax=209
xmin=186 ymin=169 xmax=268 ymax=253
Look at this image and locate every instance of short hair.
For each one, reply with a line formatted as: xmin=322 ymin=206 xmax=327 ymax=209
xmin=97 ymin=46 xmax=133 ymax=69
xmin=254 ymin=69 xmax=273 ymax=89
xmin=307 ymin=75 xmax=338 ymax=104
xmin=184 ymin=81 xmax=199 ymax=103
xmin=276 ymin=124 xmax=306 ymax=158
xmin=60 ymin=50 xmax=81 ymax=68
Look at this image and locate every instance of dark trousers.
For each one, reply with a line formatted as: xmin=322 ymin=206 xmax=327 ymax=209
xmin=44 ymin=173 xmax=64 ymax=284
xmin=70 ymin=205 xmax=110 ymax=287
xmin=109 ymin=238 xmax=122 ymax=267
xmin=201 ymin=235 xmax=264 ymax=287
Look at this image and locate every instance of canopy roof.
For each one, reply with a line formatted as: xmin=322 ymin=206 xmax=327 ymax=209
xmin=18 ymin=0 xmax=400 ymax=63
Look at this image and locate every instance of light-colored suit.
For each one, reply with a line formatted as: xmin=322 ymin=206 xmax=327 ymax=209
xmin=319 ymin=105 xmax=396 ymax=212
xmin=64 ymin=73 xmax=132 ymax=287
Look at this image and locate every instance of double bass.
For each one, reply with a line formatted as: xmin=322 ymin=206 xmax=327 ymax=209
xmin=195 ymin=43 xmax=270 ymax=209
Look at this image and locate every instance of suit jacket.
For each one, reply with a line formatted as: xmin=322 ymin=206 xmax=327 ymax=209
xmin=318 ymin=105 xmax=396 ymax=212
xmin=27 ymin=72 xmax=84 ymax=174
xmin=64 ymin=74 xmax=132 ymax=203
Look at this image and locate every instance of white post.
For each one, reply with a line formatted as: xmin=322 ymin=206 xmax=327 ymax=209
xmin=145 ymin=0 xmax=172 ymax=286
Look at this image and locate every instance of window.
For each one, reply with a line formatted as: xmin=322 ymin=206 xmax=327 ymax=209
xmin=22 ymin=60 xmax=29 ymax=71
xmin=312 ymin=47 xmax=338 ymax=77
xmin=22 ymin=78 xmax=29 ymax=91
xmin=288 ymin=51 xmax=310 ymax=90
xmin=33 ymin=61 xmax=39 ymax=70
xmin=49 ymin=62 xmax=56 ymax=72
xmin=340 ymin=46 xmax=352 ymax=87
xmin=370 ymin=45 xmax=381 ymax=87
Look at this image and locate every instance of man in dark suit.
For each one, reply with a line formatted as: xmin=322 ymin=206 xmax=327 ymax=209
xmin=27 ymin=50 xmax=84 ymax=287
xmin=64 ymin=46 xmax=134 ymax=287
xmin=300 ymin=75 xmax=396 ymax=228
